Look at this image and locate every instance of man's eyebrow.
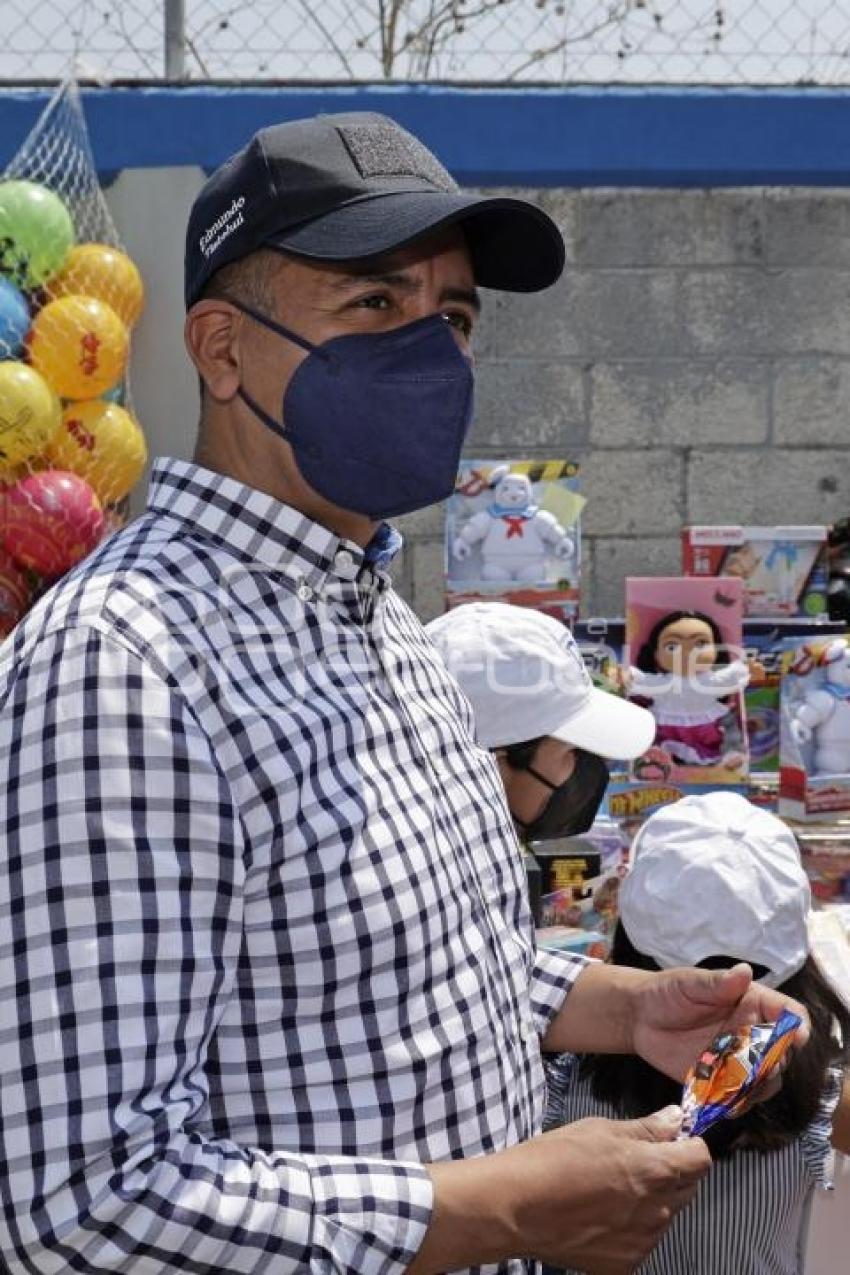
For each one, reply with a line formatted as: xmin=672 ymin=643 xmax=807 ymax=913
xmin=328 ymin=271 xmax=481 ymax=313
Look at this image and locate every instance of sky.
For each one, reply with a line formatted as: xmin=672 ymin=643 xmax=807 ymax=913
xmin=1 ymin=0 xmax=849 ymax=85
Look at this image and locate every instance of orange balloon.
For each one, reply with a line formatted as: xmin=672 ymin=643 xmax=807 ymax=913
xmin=48 ymin=400 xmax=147 ymax=503
xmin=49 ymin=243 xmax=145 ymax=328
xmin=28 ymin=295 xmax=129 ymax=400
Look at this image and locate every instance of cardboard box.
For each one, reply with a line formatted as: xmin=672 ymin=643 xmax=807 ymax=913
xmin=683 ymin=525 xmax=829 ymax=618
xmin=446 ymin=459 xmax=584 ymax=620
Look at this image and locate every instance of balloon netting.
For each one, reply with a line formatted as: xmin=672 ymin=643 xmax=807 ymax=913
xmin=0 ymin=81 xmax=148 ymax=637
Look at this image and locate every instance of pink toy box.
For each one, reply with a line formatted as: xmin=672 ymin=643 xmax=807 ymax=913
xmin=625 ymin=576 xmax=749 ymax=787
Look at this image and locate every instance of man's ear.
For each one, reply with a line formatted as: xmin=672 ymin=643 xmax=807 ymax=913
xmin=184 ymin=300 xmax=243 ymax=403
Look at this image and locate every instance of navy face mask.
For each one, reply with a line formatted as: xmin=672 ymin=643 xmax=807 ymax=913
xmin=233 ymin=302 xmax=474 ymax=520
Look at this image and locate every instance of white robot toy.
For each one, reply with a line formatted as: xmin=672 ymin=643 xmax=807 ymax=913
xmin=452 ymin=465 xmax=574 ymax=584
xmin=790 ymin=637 xmax=850 ymax=774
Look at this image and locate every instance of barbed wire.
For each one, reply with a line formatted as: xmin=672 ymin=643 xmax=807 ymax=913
xmin=1 ymin=1 xmax=850 ymax=84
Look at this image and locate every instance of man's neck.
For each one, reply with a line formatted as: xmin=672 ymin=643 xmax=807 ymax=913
xmin=192 ymin=430 xmax=378 ymax=548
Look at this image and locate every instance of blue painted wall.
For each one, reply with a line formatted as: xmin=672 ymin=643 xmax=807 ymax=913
xmin=1 ymin=85 xmax=850 ymax=186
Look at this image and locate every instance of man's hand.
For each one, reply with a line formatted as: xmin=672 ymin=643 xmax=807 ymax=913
xmin=630 ymin=963 xmax=810 ymax=1084
xmin=543 ymin=961 xmax=809 ymax=1106
xmin=407 ymin=1107 xmax=710 ymax=1275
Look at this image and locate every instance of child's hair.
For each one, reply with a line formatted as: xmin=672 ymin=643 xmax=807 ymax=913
xmin=635 ymin=609 xmax=731 ymax=674
xmin=580 ymin=921 xmax=850 ymax=1158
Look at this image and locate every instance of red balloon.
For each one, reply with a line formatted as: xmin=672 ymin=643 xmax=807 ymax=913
xmin=4 ymin=470 xmax=104 ymax=577
xmin=0 ymin=547 xmax=33 ymax=635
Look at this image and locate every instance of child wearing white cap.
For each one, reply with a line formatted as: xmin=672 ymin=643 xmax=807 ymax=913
xmin=545 ymin=791 xmax=850 ymax=1275
xmin=426 ymin=601 xmax=655 ymax=841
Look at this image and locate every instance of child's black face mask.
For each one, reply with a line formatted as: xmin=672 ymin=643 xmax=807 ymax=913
xmin=507 ymin=744 xmax=610 ymax=842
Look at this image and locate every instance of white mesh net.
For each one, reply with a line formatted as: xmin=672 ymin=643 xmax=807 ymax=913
xmin=0 ymin=80 xmax=147 ymax=636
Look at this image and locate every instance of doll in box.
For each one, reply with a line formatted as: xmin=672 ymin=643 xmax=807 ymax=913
xmin=452 ymin=464 xmax=574 ymax=583
xmin=628 ymin=609 xmax=750 ymax=769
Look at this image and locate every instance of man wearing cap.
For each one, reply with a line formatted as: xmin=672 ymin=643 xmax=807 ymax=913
xmin=0 ymin=114 xmax=807 ymax=1275
xmin=426 ymin=602 xmax=655 ymax=842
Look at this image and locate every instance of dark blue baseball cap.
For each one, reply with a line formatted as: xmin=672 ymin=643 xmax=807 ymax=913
xmin=184 ymin=111 xmax=565 ymax=307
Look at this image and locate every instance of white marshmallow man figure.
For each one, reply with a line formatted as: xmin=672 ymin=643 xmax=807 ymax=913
xmin=453 ymin=466 xmax=574 ymax=583
xmin=790 ymin=638 xmax=850 ymax=774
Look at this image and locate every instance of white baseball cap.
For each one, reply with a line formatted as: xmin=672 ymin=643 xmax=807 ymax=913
xmin=620 ymin=791 xmax=811 ymax=988
xmin=425 ymin=601 xmax=655 ymax=758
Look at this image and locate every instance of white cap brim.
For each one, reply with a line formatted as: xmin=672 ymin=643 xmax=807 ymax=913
xmin=548 ymin=687 xmax=656 ymax=761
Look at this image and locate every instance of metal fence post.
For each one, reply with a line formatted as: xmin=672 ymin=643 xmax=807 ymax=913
xmin=164 ymin=0 xmax=186 ymax=80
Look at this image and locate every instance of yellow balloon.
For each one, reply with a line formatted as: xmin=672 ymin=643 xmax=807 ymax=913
xmin=48 ymin=399 xmax=148 ymax=503
xmin=49 ymin=243 xmax=145 ymax=328
xmin=28 ymin=295 xmax=129 ymax=400
xmin=0 ymin=361 xmax=61 ymax=467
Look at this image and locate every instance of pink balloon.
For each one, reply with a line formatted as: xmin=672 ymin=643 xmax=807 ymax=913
xmin=4 ymin=470 xmax=105 ymax=576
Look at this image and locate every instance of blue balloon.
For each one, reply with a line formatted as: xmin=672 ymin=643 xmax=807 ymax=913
xmin=101 ymin=380 xmax=126 ymax=406
xmin=0 ymin=276 xmax=30 ymax=359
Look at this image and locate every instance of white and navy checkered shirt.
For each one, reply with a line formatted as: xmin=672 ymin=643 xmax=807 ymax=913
xmin=0 ymin=458 xmax=585 ymax=1275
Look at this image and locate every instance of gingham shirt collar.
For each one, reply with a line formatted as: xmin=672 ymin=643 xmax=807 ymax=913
xmin=146 ymin=455 xmax=401 ymax=590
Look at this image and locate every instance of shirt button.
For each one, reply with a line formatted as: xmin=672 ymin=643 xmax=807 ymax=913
xmin=520 ymin=1020 xmax=535 ymax=1042
xmin=297 ymin=583 xmax=313 ymax=602
xmin=336 ymin=549 xmax=354 ymax=569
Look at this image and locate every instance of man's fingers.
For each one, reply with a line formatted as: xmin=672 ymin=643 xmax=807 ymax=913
xmin=666 ymin=1136 xmax=712 ymax=1186
xmin=630 ymin=1105 xmax=685 ymax=1143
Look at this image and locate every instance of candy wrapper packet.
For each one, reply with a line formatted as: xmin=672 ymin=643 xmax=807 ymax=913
xmin=679 ymin=1009 xmax=802 ymax=1139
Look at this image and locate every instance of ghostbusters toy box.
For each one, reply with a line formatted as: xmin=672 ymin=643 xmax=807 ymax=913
xmin=445 ymin=458 xmax=584 ymax=622
xmin=779 ymin=635 xmax=850 ymax=822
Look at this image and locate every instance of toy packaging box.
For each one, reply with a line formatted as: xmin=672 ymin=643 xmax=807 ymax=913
xmin=603 ymin=776 xmax=746 ymax=831
xmin=779 ymin=635 xmax=850 ymax=822
xmin=741 ymin=618 xmax=848 ymax=774
xmin=445 ymin=458 xmax=584 ymax=622
xmin=536 ymin=866 xmax=625 ymax=959
xmin=571 ymin=618 xmax=625 ymax=696
xmin=625 ymin=576 xmax=749 ymax=787
xmin=795 ymin=826 xmax=850 ymax=901
xmin=682 ymin=525 xmax=829 ymax=618
xmin=534 ymin=823 xmax=626 ymax=959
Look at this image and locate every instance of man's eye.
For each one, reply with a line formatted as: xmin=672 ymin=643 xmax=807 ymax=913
xmin=444 ymin=311 xmax=473 ymax=337
xmin=356 ymin=294 xmax=390 ymax=309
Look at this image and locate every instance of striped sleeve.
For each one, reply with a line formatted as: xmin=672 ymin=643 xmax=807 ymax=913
xmin=800 ymin=1065 xmax=846 ymax=1189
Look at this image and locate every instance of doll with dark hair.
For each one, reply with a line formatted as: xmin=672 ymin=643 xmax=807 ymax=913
xmin=544 ymin=793 xmax=850 ymax=1275
xmin=629 ymin=608 xmax=749 ymax=768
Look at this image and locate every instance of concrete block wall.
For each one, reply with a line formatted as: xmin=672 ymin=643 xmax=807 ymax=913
xmin=394 ymin=188 xmax=850 ymax=622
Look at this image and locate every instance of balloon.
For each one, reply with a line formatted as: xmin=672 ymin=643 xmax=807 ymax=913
xmin=4 ymin=470 xmax=104 ymax=577
xmin=0 ymin=546 xmax=34 ymax=636
xmin=49 ymin=243 xmax=145 ymax=328
xmin=0 ymin=180 xmax=75 ymax=289
xmin=101 ymin=381 xmax=126 ymax=406
xmin=48 ymin=400 xmax=148 ymax=503
xmin=28 ymin=295 xmax=129 ymax=399
xmin=0 ymin=277 xmax=30 ymax=358
xmin=0 ymin=361 xmax=61 ymax=467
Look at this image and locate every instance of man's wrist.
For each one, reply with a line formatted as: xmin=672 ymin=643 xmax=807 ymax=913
xmin=406 ymin=1155 xmax=521 ymax=1273
xmin=542 ymin=962 xmax=654 ymax=1056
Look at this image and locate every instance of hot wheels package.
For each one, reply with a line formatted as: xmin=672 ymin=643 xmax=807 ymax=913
xmin=680 ymin=1010 xmax=802 ymax=1138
